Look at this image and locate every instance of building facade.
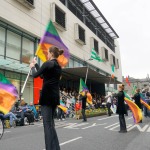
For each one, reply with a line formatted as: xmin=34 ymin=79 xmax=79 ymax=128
xmin=0 ymin=0 xmax=122 ymax=103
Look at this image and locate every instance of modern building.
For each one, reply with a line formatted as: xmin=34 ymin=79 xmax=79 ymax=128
xmin=0 ymin=0 xmax=122 ymax=103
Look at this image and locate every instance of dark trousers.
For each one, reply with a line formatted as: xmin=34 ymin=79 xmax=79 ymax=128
xmin=107 ymin=103 xmax=111 ymax=116
xmin=82 ymin=108 xmax=87 ymax=121
xmin=58 ymin=107 xmax=65 ymax=119
xmin=24 ymin=112 xmax=34 ymax=124
xmin=41 ymin=106 xmax=60 ymax=150
xmin=119 ymin=114 xmax=127 ymax=131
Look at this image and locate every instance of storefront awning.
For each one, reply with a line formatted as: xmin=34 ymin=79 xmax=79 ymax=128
xmin=0 ymin=58 xmax=29 ymax=74
xmin=62 ymin=67 xmax=121 ymax=84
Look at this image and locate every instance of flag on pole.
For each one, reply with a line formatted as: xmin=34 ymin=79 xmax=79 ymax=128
xmin=90 ymin=48 xmax=103 ymax=62
xmin=132 ymin=85 xmax=137 ymax=96
xmin=111 ymin=64 xmax=115 ymax=73
xmin=0 ymin=73 xmax=18 ymax=114
xmin=79 ymin=78 xmax=88 ymax=93
xmin=35 ymin=20 xmax=70 ymax=67
xmin=79 ymin=78 xmax=92 ymax=104
xmin=125 ymin=76 xmax=130 ymax=86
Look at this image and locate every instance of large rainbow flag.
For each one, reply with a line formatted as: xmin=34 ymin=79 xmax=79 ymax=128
xmin=0 ymin=73 xmax=18 ymax=114
xmin=124 ymin=92 xmax=142 ymax=123
xmin=36 ymin=20 xmax=70 ymax=67
xmin=79 ymin=78 xmax=92 ymax=105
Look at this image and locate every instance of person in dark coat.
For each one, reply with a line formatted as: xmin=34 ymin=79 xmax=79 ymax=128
xmin=116 ymin=85 xmax=127 ymax=133
xmin=80 ymin=91 xmax=88 ymax=122
xmin=133 ymin=89 xmax=142 ymax=123
xmin=30 ymin=46 xmax=64 ymax=150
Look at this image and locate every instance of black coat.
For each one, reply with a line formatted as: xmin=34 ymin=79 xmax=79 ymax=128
xmin=133 ymin=93 xmax=142 ymax=109
xmin=116 ymin=91 xmax=126 ymax=114
xmin=31 ymin=59 xmax=61 ymax=107
xmin=80 ymin=94 xmax=87 ymax=109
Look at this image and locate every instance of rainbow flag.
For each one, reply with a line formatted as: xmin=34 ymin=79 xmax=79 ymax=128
xmin=0 ymin=73 xmax=18 ymax=114
xmin=79 ymin=78 xmax=92 ymax=104
xmin=124 ymin=92 xmax=142 ymax=123
xmin=140 ymin=93 xmax=150 ymax=110
xmin=36 ymin=20 xmax=70 ymax=67
xmin=58 ymin=100 xmax=67 ymax=113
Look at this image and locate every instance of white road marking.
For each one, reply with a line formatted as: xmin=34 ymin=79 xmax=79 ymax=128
xmin=128 ymin=124 xmax=149 ymax=132
xmin=64 ymin=122 xmax=88 ymax=129
xmin=60 ymin=137 xmax=82 ymax=146
xmin=82 ymin=123 xmax=106 ymax=129
xmin=98 ymin=115 xmax=118 ymax=121
xmin=105 ymin=122 xmax=119 ymax=129
xmin=43 ymin=137 xmax=83 ymax=149
xmin=127 ymin=117 xmax=133 ymax=120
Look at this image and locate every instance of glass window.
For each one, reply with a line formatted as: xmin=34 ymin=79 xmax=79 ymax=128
xmin=78 ymin=26 xmax=85 ymax=43
xmin=6 ymin=31 xmax=21 ymax=61
xmin=69 ymin=58 xmax=74 ymax=68
xmin=74 ymin=60 xmax=80 ymax=67
xmin=22 ymin=37 xmax=34 ymax=64
xmin=0 ymin=27 xmax=5 ymax=58
xmin=55 ymin=6 xmax=66 ymax=28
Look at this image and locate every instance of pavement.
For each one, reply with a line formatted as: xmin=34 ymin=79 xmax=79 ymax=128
xmin=1 ymin=113 xmax=150 ymax=150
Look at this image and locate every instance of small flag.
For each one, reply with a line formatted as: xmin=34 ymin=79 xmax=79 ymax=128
xmin=79 ymin=78 xmax=92 ymax=104
xmin=125 ymin=76 xmax=130 ymax=86
xmin=111 ymin=64 xmax=115 ymax=72
xmin=90 ymin=48 xmax=103 ymax=62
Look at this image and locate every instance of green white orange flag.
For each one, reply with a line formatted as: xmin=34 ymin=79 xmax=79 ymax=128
xmin=90 ymin=48 xmax=103 ymax=62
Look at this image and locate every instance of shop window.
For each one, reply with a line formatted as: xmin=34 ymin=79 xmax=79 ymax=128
xmin=22 ymin=37 xmax=34 ymax=64
xmin=6 ymin=31 xmax=21 ymax=62
xmin=0 ymin=27 xmax=5 ymax=58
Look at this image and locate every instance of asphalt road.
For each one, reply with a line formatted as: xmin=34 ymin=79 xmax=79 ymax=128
xmin=1 ymin=113 xmax=150 ymax=150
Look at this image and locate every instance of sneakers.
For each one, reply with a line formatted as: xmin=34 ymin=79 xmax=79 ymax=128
xmin=62 ymin=118 xmax=65 ymax=121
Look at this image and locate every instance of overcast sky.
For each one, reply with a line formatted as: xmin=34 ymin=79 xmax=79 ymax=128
xmin=93 ymin=0 xmax=150 ymax=79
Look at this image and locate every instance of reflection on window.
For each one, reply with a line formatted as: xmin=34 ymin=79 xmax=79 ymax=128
xmin=0 ymin=27 xmax=5 ymax=57
xmin=22 ymin=38 xmax=34 ymax=64
xmin=74 ymin=61 xmax=80 ymax=67
xmin=6 ymin=31 xmax=21 ymax=61
xmin=69 ymin=59 xmax=74 ymax=67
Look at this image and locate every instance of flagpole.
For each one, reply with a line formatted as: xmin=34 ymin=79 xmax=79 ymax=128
xmin=85 ymin=66 xmax=89 ymax=84
xmin=21 ymin=69 xmax=31 ymax=95
xmin=20 ymin=57 xmax=36 ymax=97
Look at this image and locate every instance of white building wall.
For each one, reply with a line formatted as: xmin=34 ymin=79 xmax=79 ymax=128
xmin=0 ymin=0 xmax=122 ymax=83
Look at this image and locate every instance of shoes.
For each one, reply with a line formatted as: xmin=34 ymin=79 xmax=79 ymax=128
xmin=118 ymin=130 xmax=127 ymax=133
xmin=82 ymin=120 xmax=87 ymax=122
xmin=62 ymin=118 xmax=65 ymax=121
xmin=29 ymin=122 xmax=34 ymax=125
